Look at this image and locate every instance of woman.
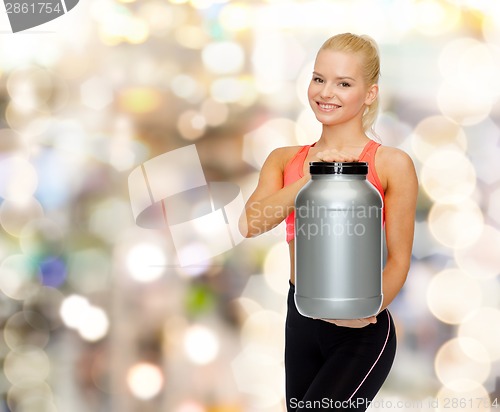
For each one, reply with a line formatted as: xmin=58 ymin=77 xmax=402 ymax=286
xmin=239 ymin=33 xmax=418 ymax=411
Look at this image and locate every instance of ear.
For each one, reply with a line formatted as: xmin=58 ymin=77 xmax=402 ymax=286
xmin=364 ymin=84 xmax=378 ymax=106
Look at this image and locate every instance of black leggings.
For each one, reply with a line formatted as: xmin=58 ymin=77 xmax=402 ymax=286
xmin=285 ymin=282 xmax=396 ymax=411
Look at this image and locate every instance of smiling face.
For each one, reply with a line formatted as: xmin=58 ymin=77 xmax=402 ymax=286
xmin=307 ymin=50 xmax=377 ymax=128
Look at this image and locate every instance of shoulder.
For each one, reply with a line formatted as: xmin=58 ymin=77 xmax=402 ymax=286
xmin=264 ymin=145 xmax=304 ymax=170
xmin=376 ymin=146 xmax=414 ymax=168
xmin=375 ymin=145 xmax=417 ymax=189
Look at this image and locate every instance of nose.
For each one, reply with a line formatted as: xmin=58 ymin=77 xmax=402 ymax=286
xmin=320 ymin=83 xmax=335 ymax=100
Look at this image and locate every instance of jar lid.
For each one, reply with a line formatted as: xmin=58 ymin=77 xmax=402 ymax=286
xmin=309 ymin=161 xmax=368 ymax=175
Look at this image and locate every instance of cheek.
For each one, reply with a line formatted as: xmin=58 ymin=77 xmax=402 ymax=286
xmin=307 ymin=85 xmax=313 ymax=100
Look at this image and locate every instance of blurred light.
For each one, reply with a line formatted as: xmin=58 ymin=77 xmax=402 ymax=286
xmin=427 ymin=269 xmax=482 ymax=324
xmin=488 ymin=189 xmax=500 ymax=225
xmin=88 ymin=198 xmax=133 ymax=244
xmin=421 ymin=149 xmax=476 ymax=204
xmin=455 ymin=225 xmax=500 ymax=279
xmin=7 ymin=382 xmax=54 ymax=412
xmin=0 ymin=128 xmax=24 ymax=152
xmin=174 ymin=401 xmax=206 ymax=412
xmin=109 ymin=138 xmax=137 ymax=172
xmin=48 ymin=119 xmax=89 ymax=161
xmin=59 ymin=295 xmax=109 ymax=342
xmin=202 ymin=41 xmax=245 ymax=75
xmin=0 ymin=254 xmax=39 ymax=301
xmin=67 ymin=249 xmax=111 ymax=293
xmin=19 ymin=218 xmax=65 ymax=258
xmin=77 ymin=306 xmax=109 ymax=342
xmin=59 ymin=295 xmax=91 ymax=329
xmin=263 ymin=242 xmax=290 ymax=296
xmin=6 ymin=66 xmax=55 ymax=112
xmin=200 ymin=98 xmax=229 ymax=126
xmin=169 ymin=0 xmax=188 ymax=3
xmin=241 ymin=274 xmax=287 ymax=315
xmin=428 ymin=199 xmax=483 ymax=249
xmin=437 ymin=81 xmax=491 ymax=126
xmin=127 ymin=363 xmax=164 ymax=400
xmin=231 ymin=297 xmax=262 ymax=321
xmin=13 ymin=397 xmax=58 ymax=412
xmin=410 ymin=115 xmax=467 ymax=162
xmin=171 ymin=74 xmax=203 ymax=101
xmin=413 ymin=0 xmax=461 ymax=36
xmin=459 ymin=308 xmax=500 ymax=361
xmin=190 ymin=0 xmax=229 ymax=9
xmin=252 ymin=32 xmax=286 ymax=94
xmin=4 ymin=346 xmax=50 ymax=385
xmin=482 ymin=4 xmax=500 ymax=47
xmin=254 ymin=1 xmax=346 ymax=31
xmin=219 ymin=3 xmax=254 ymax=32
xmin=177 ymin=110 xmax=207 ymax=140
xmin=38 ymin=257 xmax=67 ymax=288
xmin=243 ymin=118 xmax=298 ymax=169
xmin=372 ymin=112 xmax=412 ymax=148
xmin=437 ymin=38 xmax=500 ymax=125
xmin=138 ymin=1 xmax=175 ymax=38
xmin=296 ymin=59 xmax=315 ymax=108
xmin=174 ymin=25 xmax=208 ymax=49
xmin=80 ymin=76 xmax=114 ymax=110
xmin=23 ymin=286 xmax=65 ymax=331
xmin=0 ymin=197 xmax=44 ymax=237
xmin=435 ymin=338 xmax=490 ymax=391
xmin=126 ymin=243 xmax=166 ymax=283
xmin=184 ymin=324 xmax=219 ymax=364
xmin=5 ymin=104 xmax=52 ymax=137
xmin=118 ymin=88 xmax=162 ymax=114
xmin=0 ymin=154 xmax=38 ymax=203
xmin=231 ymin=346 xmax=285 ymax=409
xmin=435 ymin=383 xmax=491 ymax=411
xmin=240 ymin=310 xmax=285 ymax=357
xmin=4 ymin=311 xmax=50 ymax=350
xmin=98 ymin=7 xmax=150 ymax=45
xmin=210 ymin=77 xmax=251 ymax=103
xmin=32 ymin=149 xmax=84 ymax=210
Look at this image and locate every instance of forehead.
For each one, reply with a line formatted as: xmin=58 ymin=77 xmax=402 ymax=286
xmin=314 ymin=50 xmax=364 ymax=77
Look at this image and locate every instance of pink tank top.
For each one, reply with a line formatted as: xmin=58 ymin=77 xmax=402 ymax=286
xmin=283 ymin=140 xmax=385 ymax=243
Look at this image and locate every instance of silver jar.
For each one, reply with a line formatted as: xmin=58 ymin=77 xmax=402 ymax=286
xmin=294 ymin=161 xmax=383 ymax=319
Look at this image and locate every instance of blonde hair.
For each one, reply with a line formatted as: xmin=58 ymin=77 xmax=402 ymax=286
xmin=319 ymin=33 xmax=380 ymax=133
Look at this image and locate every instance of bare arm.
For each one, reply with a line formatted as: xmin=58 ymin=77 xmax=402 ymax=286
xmin=238 ymin=147 xmax=310 ymax=238
xmin=378 ymin=148 xmax=418 ymax=311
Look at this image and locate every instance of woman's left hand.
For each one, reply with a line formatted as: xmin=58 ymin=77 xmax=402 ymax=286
xmin=319 ymin=316 xmax=377 ymax=328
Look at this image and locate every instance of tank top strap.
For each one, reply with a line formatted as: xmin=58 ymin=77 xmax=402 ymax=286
xmin=283 ymin=144 xmax=314 ymax=186
xmin=359 ymin=139 xmax=384 ymax=201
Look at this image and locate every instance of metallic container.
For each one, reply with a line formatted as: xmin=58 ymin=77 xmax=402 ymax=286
xmin=294 ymin=161 xmax=383 ymax=319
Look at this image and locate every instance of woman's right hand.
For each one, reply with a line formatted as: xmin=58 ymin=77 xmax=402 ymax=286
xmin=315 ymin=150 xmax=359 ymax=163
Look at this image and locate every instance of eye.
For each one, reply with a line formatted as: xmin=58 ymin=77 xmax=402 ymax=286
xmin=313 ymin=77 xmax=324 ymax=84
xmin=339 ymin=82 xmax=351 ymax=87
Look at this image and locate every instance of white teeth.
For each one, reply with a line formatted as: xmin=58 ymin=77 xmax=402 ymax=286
xmin=319 ymin=103 xmax=339 ymax=109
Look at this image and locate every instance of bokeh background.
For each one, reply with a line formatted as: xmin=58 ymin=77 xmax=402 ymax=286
xmin=1 ymin=0 xmax=500 ymax=411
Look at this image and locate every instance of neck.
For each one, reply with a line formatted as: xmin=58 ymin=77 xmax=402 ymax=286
xmin=316 ymin=122 xmax=369 ymax=151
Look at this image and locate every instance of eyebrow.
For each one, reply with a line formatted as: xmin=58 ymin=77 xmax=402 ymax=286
xmin=312 ymin=72 xmax=356 ymax=81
